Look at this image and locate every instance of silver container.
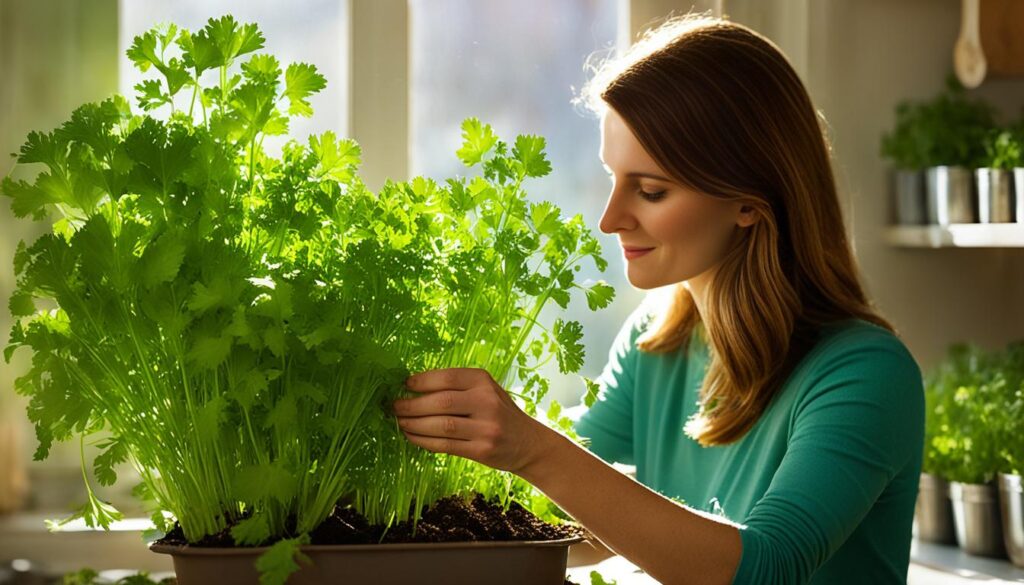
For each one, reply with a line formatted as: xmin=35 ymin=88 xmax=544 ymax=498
xmin=926 ymin=166 xmax=975 ymax=224
xmin=892 ymin=169 xmax=926 ymax=225
xmin=1013 ymin=168 xmax=1024 ymax=222
xmin=975 ymin=168 xmax=1014 ymax=223
xmin=950 ymin=480 xmax=1007 ymax=558
xmin=999 ymin=473 xmax=1024 ymax=568
xmin=915 ymin=473 xmax=956 ymax=544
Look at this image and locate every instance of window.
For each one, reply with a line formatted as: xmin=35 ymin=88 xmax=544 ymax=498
xmin=118 ymin=0 xmax=350 ymax=151
xmin=409 ymin=0 xmax=645 ymax=402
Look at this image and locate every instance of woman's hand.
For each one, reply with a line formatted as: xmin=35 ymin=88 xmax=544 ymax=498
xmin=391 ymin=367 xmax=552 ymax=475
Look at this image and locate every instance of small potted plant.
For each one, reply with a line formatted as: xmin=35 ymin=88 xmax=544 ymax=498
xmin=1009 ymin=120 xmax=1024 ymax=224
xmin=881 ymin=74 xmax=995 ymax=226
xmin=2 ymin=15 xmax=613 ymax=584
xmin=937 ymin=344 xmax=1008 ymax=558
xmin=976 ymin=128 xmax=1021 ymax=223
xmin=917 ymin=349 xmax=963 ymax=544
xmin=880 ymin=99 xmax=929 ymax=225
xmin=994 ymin=340 xmax=1024 ymax=567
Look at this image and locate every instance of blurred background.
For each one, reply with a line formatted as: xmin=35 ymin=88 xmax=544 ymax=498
xmin=1 ymin=0 xmax=1023 ymax=582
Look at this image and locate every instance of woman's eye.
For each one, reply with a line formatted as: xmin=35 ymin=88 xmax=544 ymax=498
xmin=638 ymin=188 xmax=667 ymax=202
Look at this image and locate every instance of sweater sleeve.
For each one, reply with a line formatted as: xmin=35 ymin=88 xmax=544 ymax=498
xmin=569 ymin=304 xmax=651 ymax=466
xmin=730 ymin=330 xmax=925 ymax=584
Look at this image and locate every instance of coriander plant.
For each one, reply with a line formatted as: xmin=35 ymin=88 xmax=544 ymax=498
xmin=2 ymin=15 xmax=612 ymax=581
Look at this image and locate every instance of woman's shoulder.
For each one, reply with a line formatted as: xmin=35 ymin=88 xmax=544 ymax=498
xmin=795 ymin=317 xmax=924 ymax=405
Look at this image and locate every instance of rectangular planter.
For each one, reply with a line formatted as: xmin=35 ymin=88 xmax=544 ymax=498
xmin=151 ymin=535 xmax=585 ymax=585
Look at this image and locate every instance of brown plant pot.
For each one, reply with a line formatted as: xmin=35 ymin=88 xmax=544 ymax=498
xmin=151 ymin=535 xmax=585 ymax=585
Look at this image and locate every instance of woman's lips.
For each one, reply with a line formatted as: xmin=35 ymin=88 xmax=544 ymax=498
xmin=622 ymin=246 xmax=655 ymax=260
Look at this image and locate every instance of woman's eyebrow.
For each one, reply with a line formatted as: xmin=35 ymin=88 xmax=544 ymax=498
xmin=601 ymin=162 xmax=672 ymax=182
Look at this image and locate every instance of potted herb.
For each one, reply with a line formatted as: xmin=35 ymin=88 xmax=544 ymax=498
xmin=881 ymin=74 xmax=995 ymax=225
xmin=931 ymin=342 xmax=1008 ymax=558
xmin=994 ymin=340 xmax=1024 ymax=567
xmin=976 ymin=128 xmax=1020 ymax=223
xmin=1008 ymin=120 xmax=1024 ymax=224
xmin=917 ymin=350 xmax=962 ymax=544
xmin=2 ymin=15 xmax=613 ymax=584
xmin=881 ymin=99 xmax=929 ymax=225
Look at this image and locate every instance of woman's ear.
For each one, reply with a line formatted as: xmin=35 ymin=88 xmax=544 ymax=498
xmin=736 ymin=204 xmax=759 ymax=228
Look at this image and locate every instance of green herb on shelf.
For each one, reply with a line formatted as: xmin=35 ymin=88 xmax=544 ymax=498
xmin=880 ymin=74 xmax=996 ymax=169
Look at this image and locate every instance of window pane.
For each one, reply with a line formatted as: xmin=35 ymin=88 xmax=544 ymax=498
xmin=410 ymin=0 xmax=645 ymax=403
xmin=118 ymin=0 xmax=349 ymax=150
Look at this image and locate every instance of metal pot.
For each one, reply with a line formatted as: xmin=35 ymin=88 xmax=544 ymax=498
xmin=999 ymin=473 xmax=1024 ymax=568
xmin=892 ymin=169 xmax=926 ymax=225
xmin=1013 ymin=168 xmax=1024 ymax=222
xmin=975 ymin=168 xmax=1014 ymax=223
xmin=925 ymin=166 xmax=975 ymax=224
xmin=915 ymin=473 xmax=956 ymax=544
xmin=950 ymin=480 xmax=1007 ymax=558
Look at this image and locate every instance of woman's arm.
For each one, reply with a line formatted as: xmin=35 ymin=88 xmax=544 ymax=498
xmin=393 ymin=367 xmax=742 ymax=585
xmin=520 ymin=423 xmax=743 ymax=584
xmin=567 ymin=533 xmax=616 ymax=567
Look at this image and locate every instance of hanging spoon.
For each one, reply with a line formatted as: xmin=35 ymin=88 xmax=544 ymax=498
xmin=954 ymin=0 xmax=987 ymax=88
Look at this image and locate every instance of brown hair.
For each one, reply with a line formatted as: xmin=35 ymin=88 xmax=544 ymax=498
xmin=577 ymin=12 xmax=896 ymax=446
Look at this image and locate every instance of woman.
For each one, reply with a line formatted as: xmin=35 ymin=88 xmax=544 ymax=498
xmin=391 ymin=13 xmax=924 ymax=585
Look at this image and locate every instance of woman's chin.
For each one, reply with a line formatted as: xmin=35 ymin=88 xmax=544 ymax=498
xmin=625 ymin=268 xmax=666 ymax=290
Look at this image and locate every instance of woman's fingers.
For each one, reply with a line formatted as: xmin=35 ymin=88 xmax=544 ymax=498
xmin=393 ymin=389 xmax=474 ymax=417
xmin=396 ymin=414 xmax=496 ymax=442
xmin=405 ymin=367 xmax=492 ymax=392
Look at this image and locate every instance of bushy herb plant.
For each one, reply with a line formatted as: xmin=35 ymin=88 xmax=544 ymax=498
xmin=3 ymin=15 xmax=612 ymax=581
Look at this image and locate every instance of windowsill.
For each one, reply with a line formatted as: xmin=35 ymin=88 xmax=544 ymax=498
xmin=0 ymin=512 xmax=171 ymax=574
xmin=910 ymin=538 xmax=1024 ymax=583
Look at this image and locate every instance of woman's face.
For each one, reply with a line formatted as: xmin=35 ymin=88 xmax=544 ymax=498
xmin=598 ymin=107 xmax=753 ymax=290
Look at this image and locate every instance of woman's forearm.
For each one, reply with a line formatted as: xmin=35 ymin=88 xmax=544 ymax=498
xmin=518 ymin=426 xmax=744 ymax=585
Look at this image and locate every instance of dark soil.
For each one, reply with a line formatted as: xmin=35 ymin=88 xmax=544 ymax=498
xmin=155 ymin=492 xmax=585 ymax=548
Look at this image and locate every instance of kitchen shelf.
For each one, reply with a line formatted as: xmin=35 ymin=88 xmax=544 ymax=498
xmin=885 ymin=224 xmax=1024 ymax=248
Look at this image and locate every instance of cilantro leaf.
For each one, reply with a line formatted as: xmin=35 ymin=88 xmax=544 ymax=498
xmin=456 ymin=117 xmax=498 ymax=165
xmin=284 ymin=63 xmax=326 ymax=117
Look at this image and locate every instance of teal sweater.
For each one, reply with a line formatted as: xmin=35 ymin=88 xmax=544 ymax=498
xmin=571 ymin=305 xmax=925 ymax=584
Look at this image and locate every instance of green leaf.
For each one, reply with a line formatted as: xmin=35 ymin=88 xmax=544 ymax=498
xmin=456 ymin=118 xmax=498 ymax=166
xmin=553 ymin=319 xmax=585 ymax=374
xmin=263 ymin=395 xmax=297 ymax=432
xmin=284 ymin=63 xmax=326 ymax=117
xmin=309 ymin=131 xmax=360 ymax=182
xmin=590 ymin=569 xmax=619 ymax=585
xmin=583 ymin=280 xmax=615 ymax=311
xmin=231 ymin=513 xmax=271 ymax=546
xmin=47 ymin=490 xmax=124 ymax=532
xmin=137 ymin=231 xmax=187 ymax=288
xmin=187 ymin=334 xmax=233 ymax=370
xmin=8 ymin=291 xmax=35 ymax=317
xmin=182 ymin=15 xmax=265 ymax=73
xmin=254 ymin=534 xmax=311 ymax=585
xmin=513 ymin=134 xmax=552 ymax=178
xmin=529 ymin=201 xmax=561 ymax=236
xmin=134 ymin=80 xmax=170 ymax=111
xmin=242 ymin=54 xmax=282 ymax=84
xmin=233 ymin=463 xmax=298 ymax=505
xmin=93 ymin=437 xmax=129 ymax=487
xmin=581 ymin=376 xmax=600 ymax=408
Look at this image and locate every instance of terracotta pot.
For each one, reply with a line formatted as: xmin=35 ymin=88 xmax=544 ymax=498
xmin=151 ymin=535 xmax=585 ymax=585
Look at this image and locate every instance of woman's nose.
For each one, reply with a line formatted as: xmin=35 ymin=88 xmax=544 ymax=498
xmin=599 ymin=187 xmax=635 ymax=235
